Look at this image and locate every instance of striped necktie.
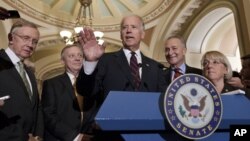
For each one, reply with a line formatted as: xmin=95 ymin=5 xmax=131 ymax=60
xmin=130 ymin=52 xmax=141 ymax=90
xmin=173 ymin=68 xmax=183 ymax=80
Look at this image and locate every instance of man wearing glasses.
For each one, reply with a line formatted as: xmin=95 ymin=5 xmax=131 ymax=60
xmin=0 ymin=19 xmax=43 ymax=141
xmin=11 ymin=32 xmax=39 ymax=47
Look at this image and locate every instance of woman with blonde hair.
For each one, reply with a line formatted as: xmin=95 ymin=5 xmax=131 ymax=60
xmin=201 ymin=51 xmax=238 ymax=94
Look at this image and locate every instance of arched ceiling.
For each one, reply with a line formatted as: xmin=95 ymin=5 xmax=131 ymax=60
xmin=0 ymin=0 xmax=241 ymax=82
xmin=1 ymin=0 xmax=177 ymax=80
xmin=3 ymin=0 xmax=173 ymax=31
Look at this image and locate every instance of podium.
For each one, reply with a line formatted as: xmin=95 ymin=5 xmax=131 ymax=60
xmin=95 ymin=91 xmax=250 ymax=141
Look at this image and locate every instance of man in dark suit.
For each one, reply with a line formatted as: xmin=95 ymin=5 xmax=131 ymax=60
xmin=240 ymin=54 xmax=250 ymax=88
xmin=227 ymin=54 xmax=250 ymax=98
xmin=0 ymin=19 xmax=43 ymax=140
xmin=41 ymin=44 xmax=92 ymax=141
xmin=164 ymin=35 xmax=202 ymax=86
xmin=76 ymin=14 xmax=167 ymax=140
xmin=241 ymin=54 xmax=250 ymax=99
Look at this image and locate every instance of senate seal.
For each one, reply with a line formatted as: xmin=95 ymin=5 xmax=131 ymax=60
xmin=163 ymin=74 xmax=223 ymax=140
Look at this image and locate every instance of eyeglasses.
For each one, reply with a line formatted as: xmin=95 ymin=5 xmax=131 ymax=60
xmin=12 ymin=33 xmax=39 ymax=46
xmin=202 ymin=59 xmax=224 ymax=67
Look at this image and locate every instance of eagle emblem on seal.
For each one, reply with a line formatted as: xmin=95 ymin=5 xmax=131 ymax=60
xmin=178 ymin=88 xmax=210 ymax=123
xmin=181 ymin=94 xmax=207 ymax=118
xmin=164 ymin=74 xmax=222 ymax=140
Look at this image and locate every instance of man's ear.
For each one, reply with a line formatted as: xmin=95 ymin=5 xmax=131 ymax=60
xmin=60 ymin=58 xmax=65 ymax=65
xmin=141 ymin=31 xmax=145 ymax=39
xmin=8 ymin=33 xmax=13 ymax=41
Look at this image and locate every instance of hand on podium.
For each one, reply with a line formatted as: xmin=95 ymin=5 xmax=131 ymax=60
xmin=79 ymin=122 xmax=100 ymax=141
xmin=81 ymin=134 xmax=93 ymax=141
xmin=28 ymin=133 xmax=42 ymax=141
xmin=0 ymin=99 xmax=4 ymax=107
xmin=92 ymin=121 xmax=101 ymax=130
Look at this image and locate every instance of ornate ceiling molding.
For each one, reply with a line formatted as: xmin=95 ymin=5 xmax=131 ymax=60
xmin=37 ymin=39 xmax=64 ymax=49
xmin=4 ymin=0 xmax=175 ymax=31
xmin=169 ymin=0 xmax=210 ymax=36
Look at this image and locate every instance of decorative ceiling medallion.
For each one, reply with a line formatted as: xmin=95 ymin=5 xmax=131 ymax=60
xmin=4 ymin=0 xmax=174 ymax=31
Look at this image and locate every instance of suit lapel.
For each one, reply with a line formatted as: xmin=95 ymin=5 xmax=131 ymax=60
xmin=140 ymin=53 xmax=151 ymax=85
xmin=114 ymin=49 xmax=134 ymax=85
xmin=60 ymin=73 xmax=81 ymax=110
xmin=0 ymin=49 xmax=33 ymax=103
xmin=114 ymin=50 xmax=154 ymax=89
xmin=25 ymin=67 xmax=38 ymax=105
xmin=185 ymin=65 xmax=192 ymax=73
xmin=61 ymin=73 xmax=75 ymax=99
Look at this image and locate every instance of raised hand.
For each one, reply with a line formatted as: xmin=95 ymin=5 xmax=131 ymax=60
xmin=28 ymin=134 xmax=36 ymax=141
xmin=78 ymin=27 xmax=105 ymax=61
xmin=227 ymin=77 xmax=244 ymax=88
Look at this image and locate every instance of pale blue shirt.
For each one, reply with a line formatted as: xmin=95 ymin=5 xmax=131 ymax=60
xmin=171 ymin=63 xmax=186 ymax=81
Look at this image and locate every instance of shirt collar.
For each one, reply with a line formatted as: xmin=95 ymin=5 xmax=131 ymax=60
xmin=5 ymin=47 xmax=21 ymax=65
xmin=171 ymin=63 xmax=186 ymax=74
xmin=67 ymin=72 xmax=76 ymax=85
xmin=123 ymin=48 xmax=142 ymax=64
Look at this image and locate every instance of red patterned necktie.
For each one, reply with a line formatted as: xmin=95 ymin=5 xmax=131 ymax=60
xmin=173 ymin=68 xmax=183 ymax=80
xmin=130 ymin=52 xmax=141 ymax=90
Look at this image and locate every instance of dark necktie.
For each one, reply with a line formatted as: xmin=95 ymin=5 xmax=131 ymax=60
xmin=130 ymin=52 xmax=141 ymax=90
xmin=18 ymin=61 xmax=32 ymax=100
xmin=173 ymin=68 xmax=183 ymax=80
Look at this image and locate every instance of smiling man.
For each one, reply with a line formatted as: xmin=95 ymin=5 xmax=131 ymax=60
xmin=41 ymin=44 xmax=94 ymax=141
xmin=164 ymin=35 xmax=202 ymax=85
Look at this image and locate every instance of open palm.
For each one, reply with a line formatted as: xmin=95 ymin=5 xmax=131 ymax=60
xmin=78 ymin=27 xmax=105 ymax=61
xmin=83 ymin=39 xmax=105 ymax=61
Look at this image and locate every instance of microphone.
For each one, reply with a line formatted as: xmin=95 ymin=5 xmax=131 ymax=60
xmin=123 ymin=81 xmax=130 ymax=91
xmin=138 ymin=63 xmax=142 ymax=68
xmin=143 ymin=82 xmax=149 ymax=91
